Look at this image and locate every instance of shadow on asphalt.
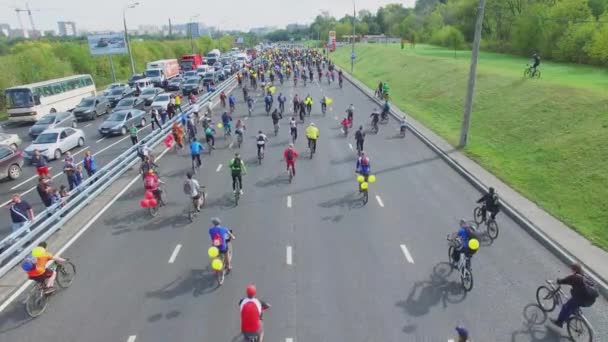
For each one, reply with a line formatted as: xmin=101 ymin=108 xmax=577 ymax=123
xmin=509 ymin=303 xmax=568 ymax=341
xmin=145 ymin=268 xmax=218 ymax=300
xmin=0 ymin=294 xmax=34 ymax=334
xmin=321 ymin=214 xmax=344 ymax=223
xmin=255 ymin=174 xmax=289 ymax=188
xmin=147 ymin=310 xmax=182 ymax=323
xmin=395 ymin=262 xmax=466 ymax=319
xmin=329 ymin=155 xmax=358 ymax=165
xmin=318 ymin=191 xmax=365 ymax=210
xmin=205 ymin=193 xmax=238 ymax=210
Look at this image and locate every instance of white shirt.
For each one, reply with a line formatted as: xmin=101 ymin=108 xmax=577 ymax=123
xmin=188 ymin=179 xmax=200 ymax=197
xmin=290 ymin=120 xmax=297 ymax=128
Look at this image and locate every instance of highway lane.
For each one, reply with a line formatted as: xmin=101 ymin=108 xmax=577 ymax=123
xmin=0 ymin=75 xmax=606 ymax=342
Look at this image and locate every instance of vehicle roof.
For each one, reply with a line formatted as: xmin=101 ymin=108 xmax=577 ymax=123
xmin=38 ymin=127 xmax=79 ymax=134
xmin=5 ymin=74 xmax=92 ymax=90
xmin=111 ymin=109 xmax=142 ymax=115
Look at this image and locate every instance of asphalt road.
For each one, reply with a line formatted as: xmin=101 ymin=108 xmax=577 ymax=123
xmin=0 ymin=75 xmax=606 ymax=342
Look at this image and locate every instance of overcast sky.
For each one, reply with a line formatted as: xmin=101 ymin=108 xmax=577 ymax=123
xmin=1 ymin=0 xmax=416 ymax=32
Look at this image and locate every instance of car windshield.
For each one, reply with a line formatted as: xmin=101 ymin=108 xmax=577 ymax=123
xmin=110 ymin=89 xmax=124 ymax=95
xmin=171 ymin=79 xmax=181 ymax=84
xmin=145 ymin=70 xmax=161 ymax=77
xmin=34 ymin=132 xmax=58 ymax=144
xmin=108 ymin=113 xmax=126 ymax=122
xmin=142 ymin=89 xmax=156 ymax=95
xmin=79 ymin=98 xmax=95 ymax=107
xmin=204 ymin=73 xmax=214 ymax=78
xmin=185 ymin=79 xmax=198 ymax=84
xmin=37 ymin=115 xmax=56 ymax=125
xmin=117 ymin=98 xmax=133 ymax=106
xmin=155 ymin=95 xmax=169 ymax=102
xmin=129 ymin=75 xmax=144 ymax=82
xmin=5 ymin=88 xmax=34 ymax=108
xmin=185 ymin=71 xmax=197 ymax=77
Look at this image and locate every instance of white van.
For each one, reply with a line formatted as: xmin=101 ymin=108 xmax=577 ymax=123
xmin=133 ymin=78 xmax=154 ymax=90
xmin=196 ymin=65 xmax=213 ymax=78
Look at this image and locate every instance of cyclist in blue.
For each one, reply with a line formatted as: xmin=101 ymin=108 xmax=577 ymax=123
xmin=277 ymin=93 xmax=286 ymax=115
xmin=228 ymin=94 xmax=236 ymax=112
xmin=450 ymin=219 xmax=479 ymax=266
xmin=221 ymin=112 xmax=232 ymax=135
xmin=209 ymin=217 xmax=236 ymax=270
xmin=190 ymin=137 xmax=204 ymax=169
xmin=264 ymin=94 xmax=273 ymax=114
xmin=356 ymin=152 xmax=371 ymax=181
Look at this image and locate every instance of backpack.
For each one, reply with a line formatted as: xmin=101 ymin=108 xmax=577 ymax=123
xmin=212 ymin=232 xmax=223 ymax=247
xmin=361 ymin=157 xmax=369 ymax=166
xmin=286 ymin=149 xmax=294 ymax=161
xmin=143 ymin=175 xmax=157 ymax=189
xmin=491 ymin=193 xmax=500 ymax=207
xmin=580 ymin=274 xmax=599 ymax=307
xmin=183 ymin=180 xmax=192 ymax=195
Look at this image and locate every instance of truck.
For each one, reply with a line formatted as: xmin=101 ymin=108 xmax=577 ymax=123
xmin=180 ymin=54 xmax=203 ymax=71
xmin=206 ymin=49 xmax=221 ymax=65
xmin=145 ymin=59 xmax=180 ymax=87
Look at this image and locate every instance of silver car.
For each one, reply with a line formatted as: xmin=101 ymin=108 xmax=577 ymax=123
xmin=0 ymin=133 xmax=22 ymax=150
xmin=28 ymin=112 xmax=77 ymax=138
xmin=98 ymin=109 xmax=147 ymax=136
xmin=23 ymin=127 xmax=86 ymax=161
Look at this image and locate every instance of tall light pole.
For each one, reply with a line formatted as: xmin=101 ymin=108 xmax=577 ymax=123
xmin=123 ymin=1 xmax=140 ymax=75
xmin=459 ymin=0 xmax=486 ymax=147
xmin=350 ymin=0 xmax=356 ymax=73
xmin=189 ymin=14 xmax=200 ymax=54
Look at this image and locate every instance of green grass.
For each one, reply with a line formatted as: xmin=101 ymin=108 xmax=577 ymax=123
xmin=0 ymin=112 xmax=6 ymax=121
xmin=333 ymin=43 xmax=608 ymax=250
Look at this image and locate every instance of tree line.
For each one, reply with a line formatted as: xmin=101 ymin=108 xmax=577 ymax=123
xmin=265 ymin=0 xmax=608 ymax=66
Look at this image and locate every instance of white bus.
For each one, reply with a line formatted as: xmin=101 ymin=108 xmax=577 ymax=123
xmin=5 ymin=74 xmax=96 ymax=123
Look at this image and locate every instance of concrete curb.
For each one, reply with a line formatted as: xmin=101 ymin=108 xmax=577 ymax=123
xmin=339 ymin=67 xmax=608 ymax=297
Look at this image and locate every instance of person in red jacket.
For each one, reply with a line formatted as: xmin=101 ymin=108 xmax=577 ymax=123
xmin=239 ymin=284 xmax=270 ymax=341
xmin=283 ymin=143 xmax=299 ymax=176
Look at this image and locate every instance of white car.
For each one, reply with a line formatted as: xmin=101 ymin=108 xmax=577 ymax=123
xmin=0 ymin=133 xmax=22 ymax=150
xmin=150 ymin=93 xmax=171 ymax=111
xmin=23 ymin=127 xmax=86 ymax=161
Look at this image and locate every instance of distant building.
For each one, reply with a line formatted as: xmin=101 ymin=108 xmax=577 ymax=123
xmin=250 ymin=26 xmax=277 ymax=36
xmin=0 ymin=24 xmax=10 ymax=37
xmin=138 ymin=25 xmax=161 ymax=35
xmin=58 ymin=21 xmax=77 ymax=36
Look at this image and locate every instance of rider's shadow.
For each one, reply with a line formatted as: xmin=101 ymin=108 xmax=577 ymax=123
xmin=509 ymin=303 xmax=567 ymax=341
xmin=318 ymin=191 xmax=364 ymax=210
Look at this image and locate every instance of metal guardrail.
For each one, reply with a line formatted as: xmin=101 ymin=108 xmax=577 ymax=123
xmin=0 ymin=76 xmax=237 ymax=277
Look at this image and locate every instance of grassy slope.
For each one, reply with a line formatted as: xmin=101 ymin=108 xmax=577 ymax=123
xmin=333 ymin=44 xmax=608 ymax=250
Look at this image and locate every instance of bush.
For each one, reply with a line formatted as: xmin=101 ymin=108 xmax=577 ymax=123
xmin=431 ymin=25 xmax=465 ymax=53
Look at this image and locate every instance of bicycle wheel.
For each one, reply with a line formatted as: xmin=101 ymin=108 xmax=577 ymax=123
xmin=289 ymin=167 xmax=293 ymax=183
xmin=461 ymin=268 xmax=474 ymax=292
xmin=567 ymin=315 xmax=593 ymax=342
xmin=473 ymin=207 xmax=483 ymax=225
xmin=217 ymin=255 xmax=227 ymax=286
xmin=234 ymin=187 xmax=240 ymax=206
xmin=149 ymin=204 xmax=159 ymax=217
xmin=535 ymin=286 xmax=556 ymax=312
xmin=55 ymin=262 xmax=76 ymax=288
xmin=361 ymin=189 xmax=369 ymax=205
xmin=25 ymin=286 xmax=48 ymax=318
xmin=524 ymin=69 xmax=530 ymax=78
xmin=487 ymin=220 xmax=499 ymax=240
xmin=448 ymin=245 xmax=455 ymax=264
xmin=534 ymin=70 xmax=541 ymax=79
xmin=200 ymin=191 xmax=206 ymax=209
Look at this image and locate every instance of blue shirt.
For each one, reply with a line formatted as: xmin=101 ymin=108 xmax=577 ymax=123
xmin=457 ymin=227 xmax=471 ymax=248
xmin=190 ymin=141 xmax=203 ymax=155
xmin=356 ymin=157 xmax=371 ymax=175
xmin=229 ymin=96 xmax=235 ymax=105
xmin=209 ymin=226 xmax=230 ymax=252
xmin=221 ymin=114 xmax=231 ymax=124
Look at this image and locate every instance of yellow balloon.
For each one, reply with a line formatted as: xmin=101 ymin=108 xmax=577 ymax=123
xmin=360 ymin=182 xmax=369 ymax=190
xmin=468 ymin=238 xmax=480 ymax=251
xmin=217 ymin=123 xmax=223 ymax=129
xmin=368 ymin=175 xmax=376 ymax=184
xmin=211 ymin=258 xmax=224 ymax=271
xmin=32 ymin=246 xmax=46 ymax=258
xmin=357 ymin=175 xmax=365 ymax=183
xmin=208 ymin=246 xmax=219 ymax=258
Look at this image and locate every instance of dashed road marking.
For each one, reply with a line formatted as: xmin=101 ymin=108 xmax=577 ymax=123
xmin=10 ymin=168 xmax=53 ymax=190
xmin=286 ymin=338 xmax=294 ymax=342
xmin=73 ymin=146 xmax=90 ymax=157
xmin=216 ymin=164 xmax=223 ymax=172
xmin=400 ymin=244 xmax=415 ymax=264
xmin=376 ymin=195 xmax=385 ymax=208
xmin=286 ymin=246 xmax=293 ymax=265
xmin=127 ymin=336 xmax=137 ymax=342
xmin=95 ymin=137 xmax=106 ymax=143
xmin=168 ymin=244 xmax=182 ymax=264
xmin=84 ymin=123 xmax=92 ymax=128
xmin=348 ymin=143 xmax=354 ymax=151
xmin=287 ymin=195 xmax=292 ymax=208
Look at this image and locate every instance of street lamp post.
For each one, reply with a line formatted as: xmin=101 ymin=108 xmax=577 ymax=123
xmin=189 ymin=14 xmax=200 ymax=54
xmin=350 ymin=0 xmax=356 ymax=73
xmin=123 ymin=2 xmax=140 ymax=75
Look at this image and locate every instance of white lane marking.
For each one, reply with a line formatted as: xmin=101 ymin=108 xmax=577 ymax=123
xmin=286 ymin=246 xmax=293 ymax=265
xmin=10 ymin=168 xmax=52 ymax=190
xmin=168 ymin=244 xmax=182 ymax=264
xmin=287 ymin=195 xmax=292 ymax=208
xmin=286 ymin=338 xmax=294 ymax=342
xmin=376 ymin=195 xmax=385 ymax=208
xmin=216 ymin=164 xmax=223 ymax=172
xmin=84 ymin=123 xmax=92 ymax=128
xmin=0 ymin=147 xmax=171 ymax=314
xmin=95 ymin=136 xmax=106 ymax=143
xmin=348 ymin=143 xmax=354 ymax=151
xmin=400 ymin=244 xmax=415 ymax=264
xmin=127 ymin=336 xmax=137 ymax=342
xmin=244 ymin=117 xmax=248 ymax=121
xmin=448 ymin=340 xmax=455 ymax=342
xmin=73 ymin=146 xmax=89 ymax=157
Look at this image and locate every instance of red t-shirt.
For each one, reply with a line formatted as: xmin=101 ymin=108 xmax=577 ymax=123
xmin=143 ymin=174 xmax=159 ymax=191
xmin=239 ymin=297 xmax=268 ymax=333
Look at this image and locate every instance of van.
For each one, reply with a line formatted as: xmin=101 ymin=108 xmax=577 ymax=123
xmin=133 ymin=78 xmax=154 ymax=90
xmin=196 ymin=65 xmax=213 ymax=78
xmin=202 ymin=71 xmax=217 ymax=85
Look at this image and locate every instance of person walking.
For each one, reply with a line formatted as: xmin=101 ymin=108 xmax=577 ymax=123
xmin=63 ymin=159 xmax=77 ymax=191
xmin=129 ymin=123 xmax=138 ymax=145
xmin=31 ymin=149 xmax=49 ymax=178
xmin=150 ymin=108 xmax=162 ymax=130
xmin=83 ymin=150 xmax=96 ymax=177
xmin=9 ymin=193 xmax=34 ymax=237
xmin=167 ymin=102 xmax=176 ymax=120
xmin=175 ymin=94 xmax=182 ymax=112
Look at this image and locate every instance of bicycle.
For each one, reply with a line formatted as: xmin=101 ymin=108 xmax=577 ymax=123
xmin=25 ymin=260 xmax=76 ymax=317
xmin=265 ymin=103 xmax=271 ymax=116
xmin=339 ymin=78 xmax=343 ymax=89
xmin=524 ymin=64 xmax=541 ymax=79
xmin=291 ymin=129 xmax=297 ymax=144
xmin=447 ymin=236 xmax=474 ymax=292
xmin=148 ymin=188 xmax=164 ymax=217
xmin=536 ymin=280 xmax=594 ymax=341
xmin=186 ymin=188 xmax=206 ymax=223
xmin=473 ymin=205 xmax=499 ymax=240
xmin=235 ymin=132 xmax=243 ymax=149
xmin=234 ymin=178 xmax=241 ymax=206
xmin=274 ymin=123 xmax=279 ymax=136
xmin=257 ymin=145 xmax=264 ymax=165
xmin=212 ymin=240 xmax=232 ymax=286
xmin=308 ymin=139 xmax=316 ymax=159
xmin=371 ymin=120 xmax=379 ymax=134
xmin=358 ymin=178 xmax=369 ymax=205
xmin=321 ymin=103 xmax=327 ymax=115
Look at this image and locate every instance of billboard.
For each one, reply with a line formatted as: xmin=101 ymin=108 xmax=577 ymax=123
xmin=87 ymin=33 xmax=127 ymax=56
xmin=328 ymin=31 xmax=336 ymax=52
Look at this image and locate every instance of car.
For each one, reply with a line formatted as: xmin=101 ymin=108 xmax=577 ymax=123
xmin=223 ymin=65 xmax=233 ymax=75
xmin=105 ymin=86 xmax=135 ymax=108
xmin=150 ymin=93 xmax=171 ymax=111
xmin=96 ymin=38 xmax=109 ymax=48
xmin=98 ymin=109 xmax=147 ymax=136
xmin=73 ymin=96 xmax=111 ymax=121
xmin=113 ymin=97 xmax=146 ymax=112
xmin=29 ymin=112 xmax=77 ymax=138
xmin=105 ymin=83 xmax=129 ymax=92
xmin=203 ymin=71 xmax=217 ymax=86
xmin=167 ymin=77 xmax=183 ymax=91
xmin=0 ymin=133 xmax=22 ymax=150
xmin=128 ymin=74 xmax=146 ymax=88
xmin=139 ymin=87 xmax=165 ymax=106
xmin=0 ymin=145 xmax=24 ymax=180
xmin=23 ymin=127 xmax=86 ymax=161
xmin=181 ymin=77 xmax=203 ymax=96
xmin=183 ymin=70 xmax=198 ymax=79
xmin=213 ymin=62 xmax=223 ymax=71
xmin=217 ymin=70 xmax=227 ymax=81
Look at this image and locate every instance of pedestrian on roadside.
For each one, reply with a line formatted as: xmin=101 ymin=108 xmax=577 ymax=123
xmin=31 ymin=149 xmax=49 ymax=177
xmin=63 ymin=159 xmax=77 ymax=191
xmin=50 ymin=188 xmax=62 ymax=208
xmin=64 ymin=151 xmax=73 ymax=164
xmin=36 ymin=176 xmax=53 ymax=212
xmin=83 ymin=150 xmax=96 ymax=177
xmin=74 ymin=165 xmax=84 ymax=187
xmin=159 ymin=109 xmax=168 ymax=126
xmin=175 ymin=94 xmax=182 ymax=112
xmin=129 ymin=123 xmax=138 ymax=145
xmin=150 ymin=108 xmax=162 ymax=130
xmin=59 ymin=185 xmax=69 ymax=198
xmin=167 ymin=102 xmax=176 ymax=120
xmin=9 ymin=193 xmax=33 ymax=237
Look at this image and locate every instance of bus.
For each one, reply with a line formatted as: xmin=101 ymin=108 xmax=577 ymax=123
xmin=4 ymin=74 xmax=96 ymax=123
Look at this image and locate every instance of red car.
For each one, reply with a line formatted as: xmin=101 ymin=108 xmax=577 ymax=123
xmin=0 ymin=144 xmax=23 ymax=180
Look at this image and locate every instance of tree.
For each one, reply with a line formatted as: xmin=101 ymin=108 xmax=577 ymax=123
xmin=431 ymin=26 xmax=465 ymax=56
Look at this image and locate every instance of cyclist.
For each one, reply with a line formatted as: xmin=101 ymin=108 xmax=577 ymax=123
xmin=320 ymin=96 xmax=328 ymax=114
xmin=298 ymin=99 xmax=307 ymax=122
xmin=221 ymin=111 xmax=233 ymax=136
xmin=338 ymin=70 xmax=343 ymax=87
xmin=256 ymin=130 xmax=268 ymax=158
xmin=186 ymin=116 xmax=197 ymax=142
xmin=184 ymin=171 xmax=203 ymax=211
xmin=355 ymin=126 xmax=365 ymax=154
xmin=220 ymin=91 xmax=227 ymax=108
xmin=240 ymin=284 xmax=271 ymax=342
xmin=277 ymin=93 xmax=286 ymax=115
xmin=237 ymin=72 xmax=242 ymax=87
xmin=172 ymin=123 xmax=185 ymax=149
xmin=381 ymin=100 xmax=390 ymax=122
xmin=531 ymin=52 xmax=541 ymax=74
xmin=341 ymin=117 xmax=351 ymax=136
xmin=399 ymin=115 xmax=407 ymax=136
xmin=271 ymin=109 xmax=280 ymax=134
xmin=190 ymin=137 xmax=204 ymax=169
xmin=356 ymin=152 xmax=371 ymax=181
xmin=304 ymin=95 xmax=313 ymax=115
xmin=550 ymin=263 xmax=599 ymax=329
xmin=476 ymin=187 xmax=500 ymax=221
xmin=229 ymin=153 xmax=247 ymax=194
xmin=204 ymin=125 xmax=216 ymax=150
xmin=293 ymin=94 xmax=300 ymax=113
xmin=283 ymin=143 xmax=299 ymax=176
xmin=235 ymin=120 xmax=246 ymax=145
xmin=289 ymin=116 xmax=298 ymax=142
xmin=242 ymin=86 xmax=249 ymax=102
xmin=22 ymin=242 xmax=66 ymax=293
xmin=228 ymin=94 xmax=236 ymax=112
xmin=346 ymin=104 xmax=355 ymax=127
xmin=264 ymin=94 xmax=273 ymax=114
xmin=209 ymin=217 xmax=236 ymax=270
xmin=305 ymin=123 xmax=320 ymax=154
xmin=382 ymin=82 xmax=390 ymax=99
xmin=455 ymin=327 xmax=471 ymax=342
xmin=450 ymin=220 xmax=479 ymax=267
xmin=143 ymin=169 xmax=165 ymax=206
xmin=370 ymin=108 xmax=381 ymax=131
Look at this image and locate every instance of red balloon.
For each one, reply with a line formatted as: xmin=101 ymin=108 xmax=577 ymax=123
xmin=148 ymin=198 xmax=158 ymax=207
xmin=140 ymin=200 xmax=149 ymax=208
xmin=145 ymin=191 xmax=154 ymax=200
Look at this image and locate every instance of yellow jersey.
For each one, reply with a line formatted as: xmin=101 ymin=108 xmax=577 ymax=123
xmin=306 ymin=126 xmax=320 ymax=139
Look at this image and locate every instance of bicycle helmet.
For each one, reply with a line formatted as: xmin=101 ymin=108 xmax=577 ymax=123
xmin=211 ymin=217 xmax=221 ymax=226
xmin=246 ymin=284 xmax=257 ymax=298
xmin=459 ymin=219 xmax=467 ymax=226
xmin=489 ymin=187 xmax=495 ymax=194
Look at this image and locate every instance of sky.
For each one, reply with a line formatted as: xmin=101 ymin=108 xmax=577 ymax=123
xmin=0 ymin=0 xmax=416 ymax=33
